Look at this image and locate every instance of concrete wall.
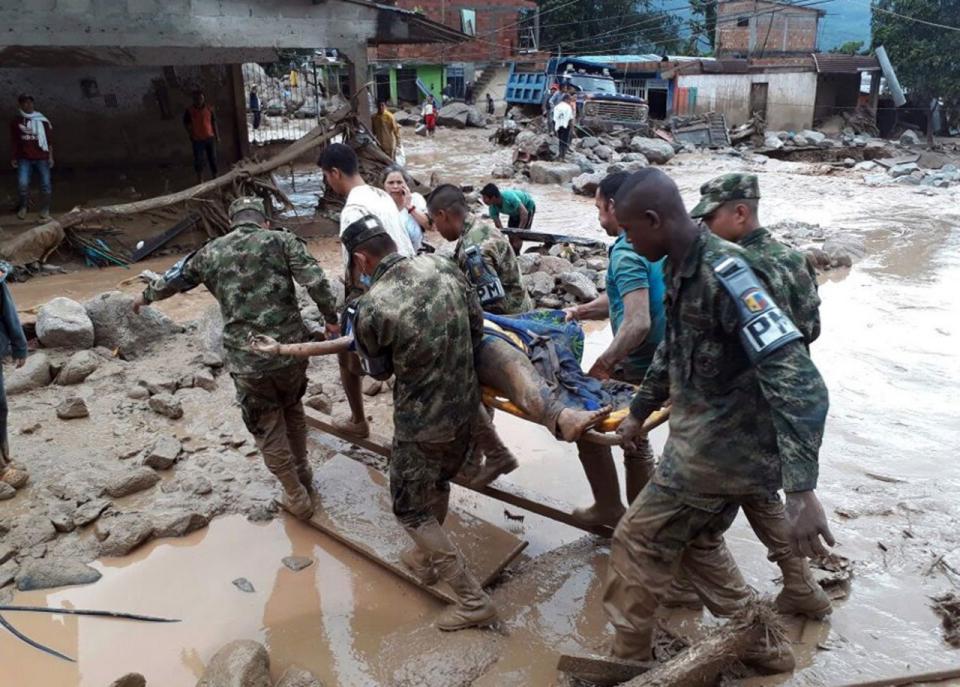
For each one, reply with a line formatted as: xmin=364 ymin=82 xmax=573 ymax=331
xmin=0 ymin=64 xmax=244 ymax=170
xmin=676 ymin=71 xmax=817 ymax=130
xmin=716 ymin=0 xmax=820 ymax=56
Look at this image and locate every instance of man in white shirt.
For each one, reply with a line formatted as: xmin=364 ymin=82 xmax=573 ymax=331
xmin=552 ymin=93 xmax=575 ymax=161
xmin=319 ymin=143 xmax=415 ymax=438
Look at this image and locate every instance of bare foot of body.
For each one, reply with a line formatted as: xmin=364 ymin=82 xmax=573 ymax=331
xmin=330 ymin=415 xmax=371 ymax=439
xmin=556 ymin=406 xmax=612 ymax=442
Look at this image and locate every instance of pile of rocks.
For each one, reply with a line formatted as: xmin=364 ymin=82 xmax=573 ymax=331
xmin=860 ymin=160 xmax=960 ymax=189
xmin=518 ymin=244 xmax=609 ymax=309
xmin=762 ymin=128 xmax=874 ymax=150
xmin=198 ymin=639 xmax=324 ymax=687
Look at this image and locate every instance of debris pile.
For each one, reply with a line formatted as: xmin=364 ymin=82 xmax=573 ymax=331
xmin=859 ymin=158 xmax=959 ymax=189
xmin=517 ymin=243 xmax=609 ymax=309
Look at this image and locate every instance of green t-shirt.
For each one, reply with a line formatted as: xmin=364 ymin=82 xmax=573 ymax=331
xmin=488 ymin=189 xmax=536 ymax=220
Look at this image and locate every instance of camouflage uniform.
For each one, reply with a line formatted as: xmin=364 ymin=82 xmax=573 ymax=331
xmin=353 ymin=251 xmax=484 ymax=528
xmin=454 ymin=218 xmax=533 ymax=316
xmin=142 ymin=198 xmax=338 ymax=480
xmin=693 ymin=173 xmax=831 ymax=618
xmin=603 ymin=229 xmax=829 ymax=656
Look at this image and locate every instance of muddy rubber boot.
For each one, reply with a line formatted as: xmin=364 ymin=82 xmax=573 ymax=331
xmin=776 ymin=557 xmax=832 ymax=620
xmin=459 ymin=445 xmax=483 ymax=484
xmin=467 ymin=407 xmax=518 ymax=487
xmin=572 ymin=442 xmax=625 ymax=530
xmin=409 ymin=521 xmax=498 ymax=631
xmin=741 ymin=638 xmax=797 ymax=674
xmin=623 ymin=451 xmax=655 ymax=505
xmin=400 ymin=545 xmax=439 ymax=585
xmin=0 ymin=465 xmax=29 ymax=490
xmin=275 ymin=469 xmax=314 ymax=520
xmin=16 ymin=205 xmax=27 ymax=220
xmin=39 ymin=194 xmax=51 ymax=221
xmin=296 ymin=461 xmax=316 ymax=495
xmin=660 ymin=574 xmax=705 ymax=610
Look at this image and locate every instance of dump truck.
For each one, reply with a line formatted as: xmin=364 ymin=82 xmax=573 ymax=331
xmin=504 ymin=56 xmax=649 ymax=132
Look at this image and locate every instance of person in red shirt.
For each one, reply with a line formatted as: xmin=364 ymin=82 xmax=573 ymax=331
xmin=9 ymin=94 xmax=54 ymax=221
xmin=183 ymin=90 xmax=220 ymax=184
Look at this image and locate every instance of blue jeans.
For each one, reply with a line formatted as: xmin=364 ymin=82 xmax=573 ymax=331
xmin=17 ymin=158 xmax=52 ymax=209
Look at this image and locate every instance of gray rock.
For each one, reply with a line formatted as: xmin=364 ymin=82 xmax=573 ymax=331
xmin=900 ymin=129 xmax=921 ymax=146
xmin=232 ymin=577 xmax=256 ymax=593
xmin=823 ymin=233 xmax=866 ymax=266
xmin=198 ymin=639 xmax=271 ymax=687
xmin=143 ymin=435 xmax=182 ymax=470
xmin=74 ymin=498 xmax=110 ymax=527
xmin=558 ymin=271 xmax=599 ymax=302
xmin=304 ymin=394 xmax=333 ymax=414
xmin=538 ymin=295 xmax=563 ymax=309
xmin=201 ymin=351 xmax=224 ymax=368
xmin=277 ymin=666 xmax=324 ymax=687
xmin=56 ymin=396 xmax=89 ymax=420
xmin=149 ymin=392 xmax=184 ymax=420
xmin=854 ymin=160 xmax=878 ymax=172
xmin=763 ymin=134 xmax=784 ymax=150
xmin=863 ymin=173 xmax=890 ymax=186
xmin=96 ymin=514 xmax=154 ymax=556
xmin=491 ymin=163 xmax=513 ymax=179
xmin=792 ymin=135 xmax=809 ymax=147
xmin=36 ymin=297 xmax=95 ymax=350
xmin=6 ymin=514 xmax=58 ymax=552
xmin=127 ymin=385 xmax=151 ymax=400
xmin=585 ymin=257 xmax=608 ymax=271
xmin=193 ymin=368 xmax=217 ymax=392
xmin=55 ymin=350 xmax=101 ymax=385
xmin=516 ymin=253 xmax=541 ymax=275
xmin=800 ymin=129 xmax=826 ymax=145
xmin=0 ymin=483 xmax=15 ymax=500
xmin=516 ymin=133 xmax=559 ymax=161
xmin=524 ymin=272 xmax=555 ymax=299
xmin=436 ymin=102 xmax=471 ymax=128
xmin=580 ymin=136 xmax=599 ymax=149
xmin=894 ymin=174 xmax=922 ymax=185
xmin=6 ymin=352 xmax=52 ymax=395
xmin=193 ymin=477 xmax=214 ymax=496
xmin=104 ymin=467 xmax=161 ymax=498
xmin=528 ymin=161 xmax=582 ymax=184
xmin=282 ymin=556 xmax=314 ymax=572
xmin=84 ymin=291 xmax=182 ymax=355
xmin=593 ymin=144 xmax=614 ymax=161
xmin=0 ymin=561 xmax=18 ymax=588
xmin=536 ymin=255 xmax=575 ymax=277
xmin=0 ymin=545 xmax=12 ymax=565
xmin=153 ymin=510 xmax=209 ymax=538
xmin=572 ymin=171 xmax=604 ymax=197
xmin=108 ymin=674 xmax=146 ymax=687
xmin=629 ymin=137 xmax=675 ymax=164
xmin=48 ymin=502 xmax=77 ymax=533
xmin=889 ymin=162 xmax=920 ymax=178
xmin=137 ymin=373 xmax=178 ymax=395
xmin=16 ymin=559 xmax=102 ymax=591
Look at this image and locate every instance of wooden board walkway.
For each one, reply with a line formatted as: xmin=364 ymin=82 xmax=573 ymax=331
xmin=299 ymin=454 xmax=528 ymax=604
xmin=304 ymin=409 xmax=616 ymax=538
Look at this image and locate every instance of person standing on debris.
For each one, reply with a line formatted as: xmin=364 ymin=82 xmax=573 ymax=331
xmin=553 ymin=94 xmax=575 ymax=161
xmin=342 ymin=214 xmax=499 ymax=631
xmin=545 ymin=83 xmax=563 ymax=133
xmin=133 ymin=197 xmax=339 ymax=521
xmin=319 ymin=143 xmax=414 ymax=439
xmin=10 ymin=94 xmax=54 ymax=221
xmin=371 ymin=102 xmax=401 ymax=161
xmin=382 ymin=166 xmax=428 ymax=251
xmin=486 ymin=93 xmax=495 ymax=116
xmin=249 ymin=87 xmax=262 ymax=131
xmin=428 ymin=184 xmax=530 ymax=486
xmin=422 ymin=95 xmax=437 ymax=137
xmin=690 ymin=173 xmax=831 ymax=619
xmin=561 ymin=172 xmax=667 ymax=529
xmin=183 ymin=90 xmax=220 ymax=184
xmin=598 ymin=169 xmax=834 ymax=673
xmin=465 ymin=82 xmax=475 ymax=105
xmin=0 ymin=260 xmax=29 ymax=496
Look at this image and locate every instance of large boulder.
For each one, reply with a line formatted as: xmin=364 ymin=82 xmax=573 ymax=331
xmin=36 ymin=297 xmax=95 ymax=349
xmin=6 ymin=352 xmax=52 ymax=395
xmin=16 ymin=559 xmax=102 ymax=591
xmin=96 ymin=513 xmax=155 ymax=557
xmin=516 ymin=133 xmax=559 ymax=161
xmin=516 ymin=253 xmax=541 ymax=275
xmin=529 ymin=161 xmax=582 ymax=185
xmin=889 ymin=162 xmax=920 ymax=178
xmin=823 ymin=233 xmax=866 ymax=267
xmin=572 ymin=172 xmax=605 ymax=197
xmin=104 ymin=467 xmax=161 ymax=498
xmin=466 ymin=107 xmax=488 ymax=127
xmin=524 ymin=272 xmax=555 ymax=299
xmin=55 ymin=350 xmax=101 ymax=385
xmin=84 ymin=291 xmax=182 ymax=355
xmin=537 ymin=255 xmax=576 ymax=277
xmin=197 ymin=640 xmax=271 ymax=687
xmin=436 ymin=102 xmax=471 ymax=128
xmin=559 ymin=271 xmax=599 ymax=302
xmin=276 ymin=666 xmax=324 ymax=687
xmin=629 ymin=137 xmax=675 ymax=164
xmin=900 ymin=129 xmax=921 ymax=146
xmin=800 ymin=129 xmax=827 ymax=145
xmin=763 ymin=134 xmax=784 ymax=150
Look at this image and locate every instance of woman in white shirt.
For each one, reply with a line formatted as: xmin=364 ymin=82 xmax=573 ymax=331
xmin=381 ymin=166 xmax=429 ymax=251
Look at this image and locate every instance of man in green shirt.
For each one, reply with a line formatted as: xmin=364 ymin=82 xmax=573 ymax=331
xmin=481 ymin=184 xmax=535 ymax=252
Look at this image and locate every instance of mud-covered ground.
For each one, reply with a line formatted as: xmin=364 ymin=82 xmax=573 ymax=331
xmin=1 ymin=127 xmax=959 ymax=686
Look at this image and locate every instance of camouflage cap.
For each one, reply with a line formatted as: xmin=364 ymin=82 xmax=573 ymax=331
xmin=689 ymin=173 xmax=760 ymax=218
xmin=228 ymin=196 xmax=266 ymax=219
xmin=341 ymin=214 xmax=388 ymax=254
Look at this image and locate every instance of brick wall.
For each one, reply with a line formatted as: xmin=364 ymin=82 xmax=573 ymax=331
xmin=716 ymin=0 xmax=820 ymax=56
xmin=375 ymin=0 xmax=535 ymax=63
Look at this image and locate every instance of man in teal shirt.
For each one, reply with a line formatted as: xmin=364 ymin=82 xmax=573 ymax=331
xmin=480 ymin=184 xmax=536 ymax=231
xmin=564 ymin=172 xmax=667 ymax=529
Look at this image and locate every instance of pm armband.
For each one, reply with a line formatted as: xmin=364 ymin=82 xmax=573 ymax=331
xmin=464 ymin=245 xmax=506 ymax=306
xmin=712 ymin=256 xmax=802 ymax=363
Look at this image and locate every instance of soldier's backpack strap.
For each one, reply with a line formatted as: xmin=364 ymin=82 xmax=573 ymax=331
xmin=712 ymin=255 xmax=802 ymax=363
xmin=463 ymin=245 xmax=506 ymax=307
xmin=343 ymin=301 xmax=394 ymax=379
xmin=157 ymin=249 xmax=201 ymax=294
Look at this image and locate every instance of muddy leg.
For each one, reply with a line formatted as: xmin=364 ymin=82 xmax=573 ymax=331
xmin=334 ymin=351 xmax=370 ymax=437
xmin=572 ymin=441 xmax=626 ymax=530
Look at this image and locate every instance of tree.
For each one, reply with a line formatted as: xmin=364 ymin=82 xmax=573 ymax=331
xmin=536 ymin=0 xmax=685 ymax=55
xmin=688 ymin=0 xmax=718 ymax=53
xmin=829 ymin=40 xmax=866 ymax=55
xmin=872 ymin=0 xmax=960 ymax=144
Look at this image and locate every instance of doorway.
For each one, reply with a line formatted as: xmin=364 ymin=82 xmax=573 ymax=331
xmin=749 ymin=82 xmax=769 ymax=119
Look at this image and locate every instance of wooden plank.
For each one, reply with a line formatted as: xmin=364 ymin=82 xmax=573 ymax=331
xmin=304 ymin=409 xmax=615 ymax=537
xmin=299 ymin=454 xmax=528 ymax=604
xmin=500 ymin=229 xmax=606 ymax=249
xmin=556 ymin=653 xmax=650 ymax=686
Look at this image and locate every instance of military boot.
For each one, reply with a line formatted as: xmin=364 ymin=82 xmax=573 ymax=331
xmin=408 ymin=521 xmax=498 ymax=631
xmin=741 ymin=638 xmax=797 ymax=674
xmin=623 ymin=451 xmax=655 ymax=504
xmin=39 ymin=194 xmax=52 ymax=221
xmin=776 ymin=557 xmax=832 ymax=620
xmin=572 ymin=442 xmax=625 ymax=531
xmin=467 ymin=408 xmax=518 ymax=488
xmin=400 ymin=545 xmax=439 ymax=585
xmin=294 ymin=458 xmax=316 ymax=495
xmin=275 ymin=468 xmax=314 ymax=520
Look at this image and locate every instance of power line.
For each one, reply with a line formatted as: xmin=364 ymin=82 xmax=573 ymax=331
xmin=838 ymin=0 xmax=960 ymax=31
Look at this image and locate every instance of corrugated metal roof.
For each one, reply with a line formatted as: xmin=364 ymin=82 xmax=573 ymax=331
xmin=578 ymin=54 xmax=710 ymax=64
xmin=810 ymin=53 xmax=881 ymax=73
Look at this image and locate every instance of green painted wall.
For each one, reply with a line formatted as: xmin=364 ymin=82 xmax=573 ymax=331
xmin=389 ymin=68 xmax=398 ymax=105
xmin=415 ymin=65 xmax=445 ymax=101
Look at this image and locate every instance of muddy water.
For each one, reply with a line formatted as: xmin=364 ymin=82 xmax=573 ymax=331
xmin=4 ymin=127 xmax=960 ymax=685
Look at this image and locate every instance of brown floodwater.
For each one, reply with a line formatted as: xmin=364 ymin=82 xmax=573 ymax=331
xmin=3 ymin=128 xmax=960 ymax=686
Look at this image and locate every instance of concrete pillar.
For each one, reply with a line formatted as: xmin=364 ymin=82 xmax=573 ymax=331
xmin=342 ymin=44 xmax=372 ymax=128
xmin=868 ymin=71 xmax=881 ymax=113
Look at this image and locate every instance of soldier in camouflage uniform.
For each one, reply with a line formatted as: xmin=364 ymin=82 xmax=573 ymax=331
xmin=689 ymin=173 xmax=831 ymax=620
xmin=134 ymin=197 xmax=339 ymax=520
xmin=344 ymin=214 xmax=498 ymax=631
xmin=598 ymin=169 xmax=835 ymax=672
xmin=427 ymin=184 xmax=530 ymax=487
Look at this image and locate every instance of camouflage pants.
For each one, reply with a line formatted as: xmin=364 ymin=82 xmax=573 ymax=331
xmin=742 ymin=492 xmax=794 ymax=564
xmin=391 ymin=420 xmax=476 ymax=529
xmin=231 ymin=361 xmax=309 ymax=477
xmin=602 ymin=483 xmax=753 ymax=656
